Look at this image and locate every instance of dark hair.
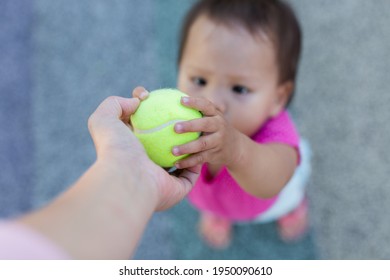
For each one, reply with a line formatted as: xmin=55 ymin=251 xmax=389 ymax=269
xmin=178 ymin=0 xmax=302 ymax=105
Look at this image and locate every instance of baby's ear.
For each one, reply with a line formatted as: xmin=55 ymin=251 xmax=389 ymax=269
xmin=270 ymin=81 xmax=294 ymax=117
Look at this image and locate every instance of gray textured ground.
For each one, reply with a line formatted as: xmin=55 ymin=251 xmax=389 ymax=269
xmin=0 ymin=0 xmax=34 ymax=217
xmin=1 ymin=0 xmax=390 ymax=259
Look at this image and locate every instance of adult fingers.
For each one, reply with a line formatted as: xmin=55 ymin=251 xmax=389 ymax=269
xmin=132 ymin=86 xmax=149 ymax=100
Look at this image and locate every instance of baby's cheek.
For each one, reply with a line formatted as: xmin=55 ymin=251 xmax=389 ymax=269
xmin=231 ymin=118 xmax=251 ymax=136
xmin=180 ymin=86 xmax=200 ymax=98
xmin=234 ymin=117 xmax=265 ymax=137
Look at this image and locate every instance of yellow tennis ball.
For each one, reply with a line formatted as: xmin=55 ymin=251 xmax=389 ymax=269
xmin=131 ymin=88 xmax=202 ymax=167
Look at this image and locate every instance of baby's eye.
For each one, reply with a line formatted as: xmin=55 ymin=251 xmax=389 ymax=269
xmin=192 ymin=77 xmax=207 ymax=86
xmin=232 ymin=85 xmax=250 ymax=95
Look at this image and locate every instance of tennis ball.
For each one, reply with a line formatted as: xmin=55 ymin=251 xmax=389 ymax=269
xmin=131 ymin=88 xmax=202 ymax=167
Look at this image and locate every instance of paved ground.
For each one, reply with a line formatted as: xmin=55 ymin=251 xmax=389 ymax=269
xmin=1 ymin=0 xmax=390 ymax=259
xmin=0 ymin=0 xmax=34 ymax=217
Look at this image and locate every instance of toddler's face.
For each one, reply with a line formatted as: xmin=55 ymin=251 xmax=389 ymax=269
xmin=178 ymin=15 xmax=288 ymax=136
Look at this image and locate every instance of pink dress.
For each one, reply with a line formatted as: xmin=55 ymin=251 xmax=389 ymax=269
xmin=188 ymin=110 xmax=300 ymax=221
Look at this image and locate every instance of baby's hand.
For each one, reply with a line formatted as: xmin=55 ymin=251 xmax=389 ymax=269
xmin=173 ymin=96 xmax=241 ymax=169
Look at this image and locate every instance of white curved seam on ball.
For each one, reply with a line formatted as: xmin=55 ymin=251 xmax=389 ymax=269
xmin=133 ymin=119 xmax=187 ymax=134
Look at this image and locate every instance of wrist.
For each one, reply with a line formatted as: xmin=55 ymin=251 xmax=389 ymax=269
xmin=225 ymin=131 xmax=249 ymax=172
xmin=94 ymin=157 xmax=159 ymax=213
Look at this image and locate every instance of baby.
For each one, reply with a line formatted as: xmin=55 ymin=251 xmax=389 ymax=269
xmin=136 ymin=0 xmax=311 ymax=249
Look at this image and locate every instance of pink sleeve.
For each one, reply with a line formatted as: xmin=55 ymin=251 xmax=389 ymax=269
xmin=0 ymin=221 xmax=70 ymax=260
xmin=252 ymin=110 xmax=301 ymax=162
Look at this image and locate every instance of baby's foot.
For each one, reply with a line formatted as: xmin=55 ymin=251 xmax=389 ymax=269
xmin=199 ymin=212 xmax=232 ymax=249
xmin=277 ymin=198 xmax=309 ymax=242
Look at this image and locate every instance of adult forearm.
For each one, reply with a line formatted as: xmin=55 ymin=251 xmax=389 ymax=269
xmin=20 ymin=159 xmax=157 ymax=259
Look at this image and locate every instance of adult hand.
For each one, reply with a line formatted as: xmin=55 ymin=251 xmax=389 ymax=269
xmin=88 ymin=89 xmax=201 ymax=211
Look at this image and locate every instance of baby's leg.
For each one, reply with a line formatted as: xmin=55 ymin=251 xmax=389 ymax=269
xmin=199 ymin=212 xmax=232 ymax=249
xmin=277 ymin=197 xmax=309 ymax=242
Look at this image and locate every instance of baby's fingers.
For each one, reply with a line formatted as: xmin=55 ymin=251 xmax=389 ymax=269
xmin=181 ymin=96 xmax=217 ymax=117
xmin=132 ymin=86 xmax=149 ymax=100
xmin=174 ymin=117 xmax=217 ymax=134
xmin=172 ymin=134 xmax=217 ymax=158
xmin=175 ymin=151 xmax=210 ymax=169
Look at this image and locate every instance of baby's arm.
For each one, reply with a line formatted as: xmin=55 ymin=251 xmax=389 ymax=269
xmin=228 ymin=136 xmax=298 ymax=198
xmin=173 ymin=96 xmax=297 ymax=198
